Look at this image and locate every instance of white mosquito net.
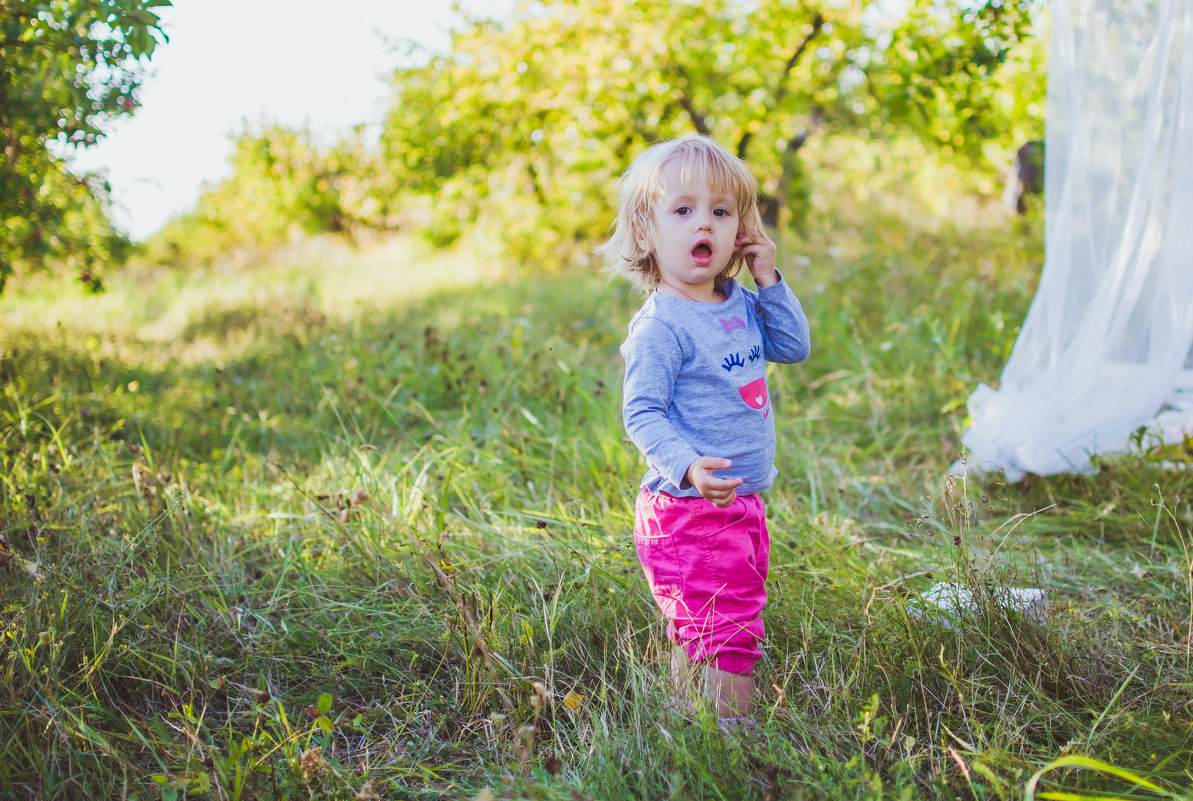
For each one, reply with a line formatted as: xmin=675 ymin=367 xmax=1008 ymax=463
xmin=959 ymin=0 xmax=1193 ymax=481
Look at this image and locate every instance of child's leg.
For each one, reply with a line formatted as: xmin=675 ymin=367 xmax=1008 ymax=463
xmin=671 ymin=645 xmax=754 ymax=717
xmin=670 ymin=642 xmax=691 ymax=701
xmin=710 ymin=665 xmax=755 ymax=718
xmin=634 ymin=490 xmax=768 ymax=719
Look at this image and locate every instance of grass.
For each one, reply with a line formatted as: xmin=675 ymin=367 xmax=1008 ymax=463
xmin=1 ymin=217 xmax=1191 ymax=801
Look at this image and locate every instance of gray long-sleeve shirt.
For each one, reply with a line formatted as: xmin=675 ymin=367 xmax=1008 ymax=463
xmin=620 ymin=274 xmax=811 ymax=497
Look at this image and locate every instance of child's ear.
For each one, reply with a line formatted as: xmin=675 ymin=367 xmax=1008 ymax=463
xmin=633 ymin=221 xmax=653 ymax=252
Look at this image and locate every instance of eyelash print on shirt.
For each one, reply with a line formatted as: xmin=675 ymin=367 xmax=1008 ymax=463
xmin=722 ymin=353 xmax=745 ymax=372
xmin=748 ymin=345 xmax=761 ymax=362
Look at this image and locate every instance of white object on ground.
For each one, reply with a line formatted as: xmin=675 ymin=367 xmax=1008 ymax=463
xmin=909 ymin=582 xmax=1048 ymax=628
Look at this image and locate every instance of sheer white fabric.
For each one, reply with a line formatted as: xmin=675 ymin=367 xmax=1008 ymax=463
xmin=959 ymin=0 xmax=1193 ymax=481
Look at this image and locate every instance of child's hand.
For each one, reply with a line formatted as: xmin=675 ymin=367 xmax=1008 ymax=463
xmin=686 ymin=457 xmax=744 ymax=507
xmin=735 ymin=229 xmax=778 ymax=288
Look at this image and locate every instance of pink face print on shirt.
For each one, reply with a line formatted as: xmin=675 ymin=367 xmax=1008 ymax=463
xmin=738 ymin=376 xmax=770 ymax=418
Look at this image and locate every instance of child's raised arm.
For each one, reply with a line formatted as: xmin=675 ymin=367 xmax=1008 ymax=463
xmin=753 ymin=276 xmax=811 ymax=365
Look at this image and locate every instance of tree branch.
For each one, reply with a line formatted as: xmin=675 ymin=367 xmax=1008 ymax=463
xmin=737 ymin=11 xmax=826 ymax=159
xmin=787 ymin=104 xmax=823 ymax=153
xmin=673 ymin=63 xmax=712 ymax=136
xmin=775 ymin=12 xmax=826 ymax=108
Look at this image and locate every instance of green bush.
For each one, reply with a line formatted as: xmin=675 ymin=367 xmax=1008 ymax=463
xmin=143 ymin=125 xmax=393 ymax=267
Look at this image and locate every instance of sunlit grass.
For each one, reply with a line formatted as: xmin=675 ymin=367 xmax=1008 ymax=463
xmin=2 ymin=216 xmax=1191 ymax=799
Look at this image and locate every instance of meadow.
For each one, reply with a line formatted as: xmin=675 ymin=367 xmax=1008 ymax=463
xmin=1 ymin=211 xmax=1191 ymax=800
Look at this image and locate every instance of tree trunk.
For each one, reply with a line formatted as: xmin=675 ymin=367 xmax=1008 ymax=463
xmin=761 ymin=110 xmax=820 ymax=228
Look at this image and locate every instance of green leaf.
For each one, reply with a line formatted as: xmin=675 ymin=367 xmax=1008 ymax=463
xmin=316 ymin=715 xmax=333 ymax=734
xmin=1038 ymin=793 xmax=1139 ymax=801
xmin=969 ymin=760 xmax=1008 ymax=799
xmin=1025 ymin=755 xmax=1166 ymax=801
xmin=316 ymin=692 xmax=333 ymax=714
xmin=1046 ymin=756 xmax=1162 ymax=791
xmin=192 ymin=773 xmax=212 ymax=794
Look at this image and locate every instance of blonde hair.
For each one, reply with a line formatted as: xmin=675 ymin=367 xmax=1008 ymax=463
xmin=596 ymin=135 xmax=765 ymax=294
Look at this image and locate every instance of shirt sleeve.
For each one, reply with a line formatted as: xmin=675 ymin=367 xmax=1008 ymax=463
xmin=620 ymin=316 xmax=701 ymax=490
xmin=754 ymin=272 xmax=811 ymax=364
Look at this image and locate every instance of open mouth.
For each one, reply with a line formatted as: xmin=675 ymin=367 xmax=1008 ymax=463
xmin=691 ymin=242 xmax=713 ymax=262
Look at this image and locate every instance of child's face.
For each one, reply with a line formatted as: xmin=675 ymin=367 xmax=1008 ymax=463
xmin=639 ymin=158 xmax=739 ymax=300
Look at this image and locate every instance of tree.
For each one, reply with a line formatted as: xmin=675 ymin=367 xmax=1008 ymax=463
xmin=380 ymin=0 xmax=1041 ymax=263
xmin=0 ymin=0 xmax=170 ymax=291
xmin=145 ymin=124 xmax=384 ymax=267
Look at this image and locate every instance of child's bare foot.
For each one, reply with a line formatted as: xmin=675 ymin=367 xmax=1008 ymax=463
xmin=670 ymin=645 xmax=755 ymax=718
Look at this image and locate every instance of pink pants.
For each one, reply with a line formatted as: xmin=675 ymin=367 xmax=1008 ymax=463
xmin=633 ymin=489 xmax=769 ymax=676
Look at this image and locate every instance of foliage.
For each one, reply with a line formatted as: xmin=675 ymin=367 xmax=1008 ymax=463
xmin=378 ymin=0 xmax=1044 ymax=266
xmin=144 ymin=2 xmax=1047 ymax=270
xmin=2 ymin=201 xmax=1192 ymax=797
xmin=873 ymin=0 xmax=1044 ymax=155
xmin=0 ymin=0 xmax=170 ymax=290
xmin=143 ymin=124 xmax=392 ymax=267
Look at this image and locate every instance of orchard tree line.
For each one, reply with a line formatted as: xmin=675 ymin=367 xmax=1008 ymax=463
xmin=3 ymin=0 xmax=1046 ymax=286
xmin=370 ymin=0 xmax=1044 ymax=267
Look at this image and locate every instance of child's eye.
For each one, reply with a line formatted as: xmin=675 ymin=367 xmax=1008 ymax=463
xmin=714 ymin=208 xmax=731 ymax=217
xmin=675 ymin=206 xmax=691 ymax=216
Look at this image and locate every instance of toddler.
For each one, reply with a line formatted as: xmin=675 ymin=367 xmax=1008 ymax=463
xmin=597 ymin=135 xmax=810 ymax=720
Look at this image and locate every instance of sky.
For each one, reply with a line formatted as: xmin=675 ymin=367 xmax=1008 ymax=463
xmin=61 ymin=0 xmax=511 ymax=240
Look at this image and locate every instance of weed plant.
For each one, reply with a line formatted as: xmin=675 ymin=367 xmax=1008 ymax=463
xmin=1 ymin=221 xmax=1191 ymax=800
